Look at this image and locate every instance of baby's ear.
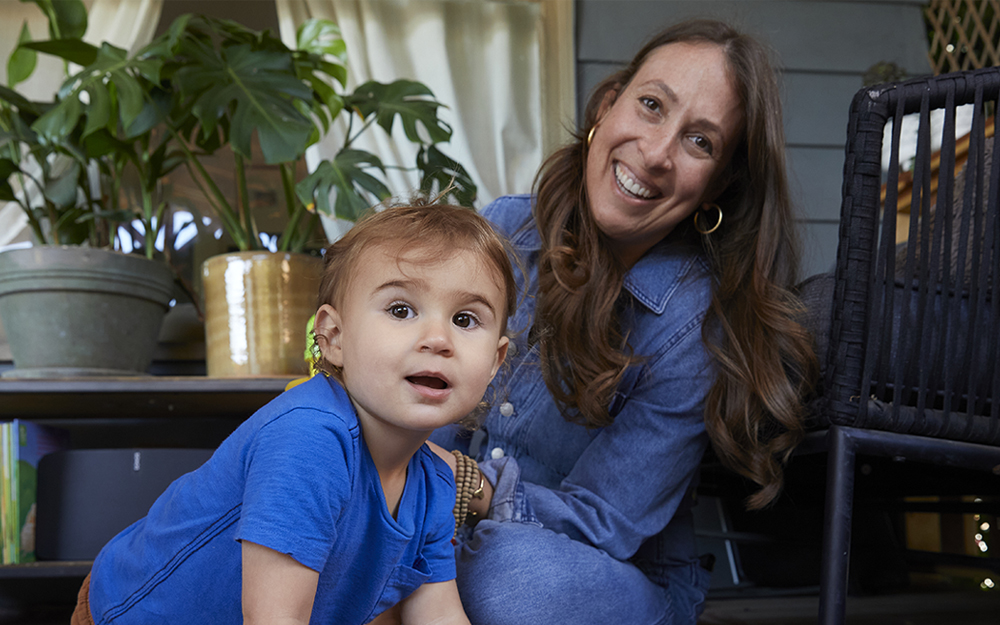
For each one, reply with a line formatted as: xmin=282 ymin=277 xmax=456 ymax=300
xmin=314 ymin=304 xmax=344 ymax=368
xmin=490 ymin=335 xmax=510 ymax=380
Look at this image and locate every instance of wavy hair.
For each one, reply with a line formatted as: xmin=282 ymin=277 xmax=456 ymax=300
xmin=532 ymin=19 xmax=818 ymax=509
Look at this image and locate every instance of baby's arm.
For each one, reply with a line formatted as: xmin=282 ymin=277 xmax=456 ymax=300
xmin=242 ymin=540 xmax=319 ymax=625
xmin=400 ymin=580 xmax=471 ymax=625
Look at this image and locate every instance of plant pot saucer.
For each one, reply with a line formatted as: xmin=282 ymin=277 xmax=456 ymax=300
xmin=1 ymin=367 xmax=153 ymax=379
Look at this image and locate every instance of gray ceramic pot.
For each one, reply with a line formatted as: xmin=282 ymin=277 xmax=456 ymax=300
xmin=0 ymin=246 xmax=175 ymax=377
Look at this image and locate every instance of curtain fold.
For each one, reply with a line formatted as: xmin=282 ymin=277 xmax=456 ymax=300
xmin=275 ymin=0 xmax=574 ymax=238
xmin=0 ymin=0 xmax=165 ymax=248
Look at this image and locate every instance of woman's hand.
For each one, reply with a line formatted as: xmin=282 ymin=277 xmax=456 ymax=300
xmin=425 ymin=440 xmax=494 ymax=524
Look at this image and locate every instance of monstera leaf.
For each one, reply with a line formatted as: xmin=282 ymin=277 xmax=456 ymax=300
xmin=346 ymin=80 xmax=452 ymax=145
xmin=172 ymin=40 xmax=315 ymax=164
xmin=296 ymin=149 xmax=391 ymax=222
xmin=417 ymin=145 xmax=477 ymax=207
xmin=293 ymin=20 xmax=347 ymax=134
xmin=30 ymin=43 xmax=163 ymax=142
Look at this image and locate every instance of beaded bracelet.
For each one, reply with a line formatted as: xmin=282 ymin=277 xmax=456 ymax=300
xmin=450 ymin=450 xmax=485 ymax=535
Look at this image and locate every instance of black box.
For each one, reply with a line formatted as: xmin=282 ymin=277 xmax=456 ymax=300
xmin=36 ymin=448 xmax=214 ymax=561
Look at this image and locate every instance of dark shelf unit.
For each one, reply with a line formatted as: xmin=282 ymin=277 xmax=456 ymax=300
xmin=0 ymin=376 xmax=293 ymax=616
xmin=0 ymin=376 xmax=295 ymax=420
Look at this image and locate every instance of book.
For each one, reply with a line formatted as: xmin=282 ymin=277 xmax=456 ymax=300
xmin=0 ymin=421 xmax=69 ymax=563
xmin=0 ymin=423 xmax=11 ymax=563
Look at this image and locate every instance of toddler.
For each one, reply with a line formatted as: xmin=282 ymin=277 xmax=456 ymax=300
xmin=72 ymin=202 xmax=515 ymax=625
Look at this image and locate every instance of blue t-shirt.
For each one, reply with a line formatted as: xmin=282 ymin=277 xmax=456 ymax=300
xmin=88 ymin=375 xmax=457 ymax=625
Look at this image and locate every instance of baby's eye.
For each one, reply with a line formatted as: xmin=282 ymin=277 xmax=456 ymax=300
xmin=388 ymin=303 xmax=414 ymax=319
xmin=453 ymin=312 xmax=480 ymax=329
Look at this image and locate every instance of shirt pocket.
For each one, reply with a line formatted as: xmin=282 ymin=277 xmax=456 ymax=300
xmin=366 ymin=556 xmax=432 ymax=621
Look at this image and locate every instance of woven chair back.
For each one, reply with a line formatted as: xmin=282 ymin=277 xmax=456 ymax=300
xmin=827 ymin=67 xmax=1000 ymax=445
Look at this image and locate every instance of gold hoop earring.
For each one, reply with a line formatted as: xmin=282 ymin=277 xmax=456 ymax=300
xmin=694 ymin=203 xmax=723 ymax=235
xmin=587 ymin=125 xmax=596 ymax=147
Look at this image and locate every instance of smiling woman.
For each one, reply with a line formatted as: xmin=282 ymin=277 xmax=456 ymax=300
xmin=429 ymin=18 xmax=819 ymax=625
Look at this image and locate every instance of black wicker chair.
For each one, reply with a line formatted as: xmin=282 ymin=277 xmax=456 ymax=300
xmin=813 ymin=67 xmax=1000 ymax=624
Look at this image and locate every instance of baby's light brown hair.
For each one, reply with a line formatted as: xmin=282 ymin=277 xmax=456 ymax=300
xmin=313 ymin=200 xmax=518 ymax=381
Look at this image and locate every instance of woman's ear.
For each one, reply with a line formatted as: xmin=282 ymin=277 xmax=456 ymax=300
xmin=313 ymin=304 xmax=344 ymax=368
xmin=594 ymin=87 xmax=619 ymax=125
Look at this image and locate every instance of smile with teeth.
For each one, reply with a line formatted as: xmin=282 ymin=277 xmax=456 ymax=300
xmin=614 ymin=163 xmax=656 ymax=199
xmin=407 ymin=375 xmax=448 ymax=390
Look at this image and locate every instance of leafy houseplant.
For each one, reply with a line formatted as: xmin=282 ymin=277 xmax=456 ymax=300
xmin=0 ymin=0 xmax=177 ymax=378
xmin=3 ymin=8 xmax=477 ymax=377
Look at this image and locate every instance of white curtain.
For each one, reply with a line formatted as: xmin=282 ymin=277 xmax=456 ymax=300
xmin=0 ymin=0 xmax=164 ymax=248
xmin=274 ymin=0 xmax=574 ymax=238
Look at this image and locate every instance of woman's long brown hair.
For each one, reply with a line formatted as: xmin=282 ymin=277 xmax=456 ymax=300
xmin=532 ymin=19 xmax=818 ymax=509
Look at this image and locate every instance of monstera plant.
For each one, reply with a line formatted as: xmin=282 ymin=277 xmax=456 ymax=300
xmin=10 ymin=11 xmax=478 ymax=377
xmin=18 ymin=13 xmax=476 ymax=251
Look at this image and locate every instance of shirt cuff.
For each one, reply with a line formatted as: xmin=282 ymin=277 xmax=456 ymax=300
xmin=478 ymin=456 xmax=539 ymax=525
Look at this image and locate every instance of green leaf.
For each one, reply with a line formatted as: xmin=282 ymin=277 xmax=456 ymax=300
xmin=31 ymin=93 xmax=81 ymax=142
xmin=124 ymin=88 xmax=170 ymax=140
xmin=295 ymin=149 xmax=390 ymax=222
xmin=296 ymin=19 xmax=346 ymax=61
xmin=21 ymin=38 xmax=99 ymax=67
xmin=175 ymin=43 xmax=315 ymax=163
xmin=7 ymin=22 xmax=37 ymax=88
xmin=42 ymin=159 xmax=81 ymax=207
xmin=48 ymin=0 xmax=87 ymax=39
xmin=81 ymin=84 xmax=111 ymax=138
xmin=346 ymin=80 xmax=452 ymax=145
xmin=416 ymin=145 xmax=477 ymax=207
xmin=0 ymin=84 xmax=41 ymax=116
xmin=0 ymin=159 xmax=19 ymax=201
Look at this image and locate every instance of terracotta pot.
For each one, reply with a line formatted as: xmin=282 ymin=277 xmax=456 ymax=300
xmin=0 ymin=246 xmax=175 ymax=378
xmin=202 ymin=251 xmax=322 ymax=377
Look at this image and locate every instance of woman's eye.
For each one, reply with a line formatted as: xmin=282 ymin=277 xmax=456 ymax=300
xmin=639 ymin=96 xmax=660 ymax=112
xmin=690 ymin=135 xmax=713 ymax=155
xmin=453 ymin=312 xmax=480 ymax=329
xmin=388 ymin=303 xmax=414 ymax=319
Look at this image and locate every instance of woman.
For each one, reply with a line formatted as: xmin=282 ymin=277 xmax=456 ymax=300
xmin=432 ymin=18 xmax=817 ymax=625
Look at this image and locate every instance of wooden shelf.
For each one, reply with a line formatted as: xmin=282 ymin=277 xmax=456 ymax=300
xmin=0 ymin=376 xmax=298 ymax=420
xmin=0 ymin=561 xmax=91 ymax=579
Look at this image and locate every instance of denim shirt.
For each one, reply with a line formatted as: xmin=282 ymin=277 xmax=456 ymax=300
xmin=465 ymin=194 xmax=714 ymax=578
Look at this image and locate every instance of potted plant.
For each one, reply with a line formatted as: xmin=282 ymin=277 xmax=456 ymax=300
xmin=0 ymin=0 xmax=179 ymax=378
xmin=155 ymin=15 xmax=478 ymax=378
xmin=5 ymin=10 xmax=477 ymax=378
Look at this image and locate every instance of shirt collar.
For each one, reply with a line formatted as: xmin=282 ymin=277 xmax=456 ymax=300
xmin=511 ymin=224 xmax=709 ymax=316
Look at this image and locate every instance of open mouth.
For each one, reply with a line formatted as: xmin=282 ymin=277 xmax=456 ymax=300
xmin=406 ymin=375 xmax=449 ymax=390
xmin=615 ymin=163 xmax=658 ymax=200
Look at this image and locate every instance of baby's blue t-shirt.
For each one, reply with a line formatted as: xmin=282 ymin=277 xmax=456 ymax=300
xmin=88 ymin=375 xmax=457 ymax=625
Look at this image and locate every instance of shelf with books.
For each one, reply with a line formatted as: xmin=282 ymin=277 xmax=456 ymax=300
xmin=0 ymin=376 xmax=294 ymax=594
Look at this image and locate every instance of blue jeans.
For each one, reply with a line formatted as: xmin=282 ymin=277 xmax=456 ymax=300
xmin=454 ymin=520 xmax=710 ymax=625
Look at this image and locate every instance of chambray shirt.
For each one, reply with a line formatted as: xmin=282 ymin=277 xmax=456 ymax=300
xmin=465 ymin=194 xmax=714 ymax=580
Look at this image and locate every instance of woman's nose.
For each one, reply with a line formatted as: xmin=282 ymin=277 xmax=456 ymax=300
xmin=640 ymin=125 xmax=679 ymax=171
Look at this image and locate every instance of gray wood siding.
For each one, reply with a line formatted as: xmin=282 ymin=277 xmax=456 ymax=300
xmin=576 ymin=0 xmax=931 ymax=276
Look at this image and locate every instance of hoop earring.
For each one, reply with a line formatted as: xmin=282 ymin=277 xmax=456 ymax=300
xmin=694 ymin=203 xmax=723 ymax=235
xmin=587 ymin=125 xmax=596 ymax=147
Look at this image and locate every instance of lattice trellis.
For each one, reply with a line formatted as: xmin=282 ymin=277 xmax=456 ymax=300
xmin=926 ymin=0 xmax=1000 ymax=74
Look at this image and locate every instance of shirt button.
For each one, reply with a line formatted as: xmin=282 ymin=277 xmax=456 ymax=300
xmin=499 ymin=402 xmax=514 ymax=417
xmin=490 ymin=447 xmax=505 ymax=459
xmin=507 ymin=342 xmax=518 ymax=357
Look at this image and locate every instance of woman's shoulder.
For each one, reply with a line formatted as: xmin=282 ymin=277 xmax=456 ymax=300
xmin=480 ymin=194 xmax=535 ymax=239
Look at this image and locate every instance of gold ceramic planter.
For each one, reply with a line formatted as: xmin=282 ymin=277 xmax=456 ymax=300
xmin=202 ymin=251 xmax=322 ymax=377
